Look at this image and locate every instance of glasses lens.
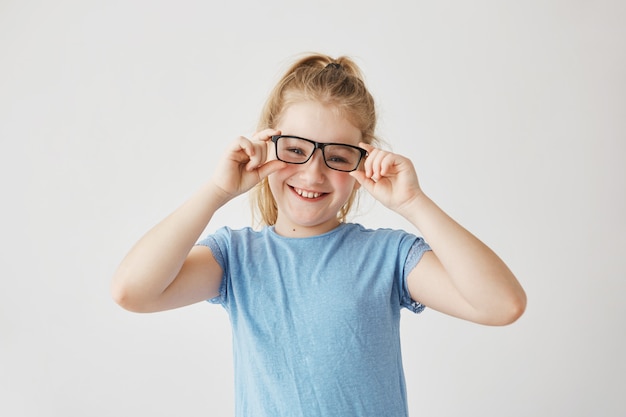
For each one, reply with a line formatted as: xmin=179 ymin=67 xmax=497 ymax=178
xmin=323 ymin=145 xmax=363 ymax=171
xmin=276 ymin=136 xmax=314 ymax=163
xmin=275 ymin=136 xmax=364 ymax=172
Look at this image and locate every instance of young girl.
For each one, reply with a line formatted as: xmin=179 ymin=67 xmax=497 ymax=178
xmin=112 ymin=53 xmax=526 ymax=416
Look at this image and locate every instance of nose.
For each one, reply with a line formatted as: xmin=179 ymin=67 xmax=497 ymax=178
xmin=298 ymin=149 xmax=326 ymax=183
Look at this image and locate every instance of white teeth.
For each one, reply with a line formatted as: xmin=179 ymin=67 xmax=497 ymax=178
xmin=294 ymin=188 xmax=321 ymax=199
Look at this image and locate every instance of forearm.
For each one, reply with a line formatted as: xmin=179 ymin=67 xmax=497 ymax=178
xmin=400 ymin=194 xmax=526 ymax=316
xmin=111 ymin=181 xmax=231 ymax=304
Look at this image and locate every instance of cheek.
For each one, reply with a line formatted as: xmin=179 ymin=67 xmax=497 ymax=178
xmin=267 ymin=165 xmax=296 ymax=192
xmin=331 ymin=173 xmax=359 ymax=194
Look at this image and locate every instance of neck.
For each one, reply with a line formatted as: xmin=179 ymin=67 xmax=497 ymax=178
xmin=273 ymin=219 xmax=342 ymax=238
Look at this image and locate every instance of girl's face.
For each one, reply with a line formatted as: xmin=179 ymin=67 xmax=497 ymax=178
xmin=269 ymin=100 xmax=363 ymax=237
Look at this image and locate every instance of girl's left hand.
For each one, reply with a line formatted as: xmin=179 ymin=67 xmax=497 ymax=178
xmin=350 ymin=143 xmax=425 ymax=214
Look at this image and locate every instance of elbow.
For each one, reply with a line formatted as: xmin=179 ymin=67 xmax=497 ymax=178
xmin=506 ymin=285 xmax=528 ymax=324
xmin=111 ymin=286 xmax=153 ymax=313
xmin=111 ymin=272 xmax=153 ymax=313
xmin=111 ymin=280 xmax=138 ymax=312
xmin=111 ymin=284 xmax=133 ymax=312
xmin=488 ymin=290 xmax=527 ymax=326
xmin=484 ymin=270 xmax=528 ymax=326
xmin=496 ymin=302 xmax=526 ymax=326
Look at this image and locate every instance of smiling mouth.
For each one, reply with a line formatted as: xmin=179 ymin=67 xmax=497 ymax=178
xmin=292 ymin=186 xmax=324 ymax=199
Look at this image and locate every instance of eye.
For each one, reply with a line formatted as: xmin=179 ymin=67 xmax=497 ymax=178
xmin=286 ymin=146 xmax=306 ymax=155
xmin=325 ymin=145 xmax=360 ymax=167
xmin=277 ymin=137 xmax=313 ymax=163
xmin=326 ymin=155 xmax=350 ymax=164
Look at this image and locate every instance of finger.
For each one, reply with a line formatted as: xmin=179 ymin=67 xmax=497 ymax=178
xmin=249 ymin=129 xmax=281 ymax=166
xmin=359 ymin=142 xmax=375 ymax=153
xmin=379 ymin=152 xmax=398 ymax=177
xmin=349 ymin=169 xmax=369 ymax=186
xmin=366 ymin=148 xmax=388 ymax=181
xmin=245 ymin=141 xmax=267 ymax=171
xmin=359 ymin=143 xmax=389 ymax=179
xmin=256 ymin=159 xmax=288 ymax=180
xmin=358 ymin=142 xmax=375 ymax=178
xmin=251 ymin=128 xmax=281 ymax=142
xmin=246 ymin=130 xmax=284 ymax=170
xmin=229 ymin=136 xmax=255 ymax=161
xmin=349 ymin=170 xmax=376 ymax=194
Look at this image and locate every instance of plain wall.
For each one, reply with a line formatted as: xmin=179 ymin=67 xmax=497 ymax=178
xmin=1 ymin=1 xmax=624 ymax=416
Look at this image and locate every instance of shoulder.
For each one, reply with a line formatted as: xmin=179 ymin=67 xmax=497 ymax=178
xmin=336 ymin=223 xmax=423 ymax=254
xmin=199 ymin=225 xmax=264 ymax=242
xmin=341 ymin=222 xmax=418 ymax=241
xmin=196 ymin=226 xmax=268 ymax=253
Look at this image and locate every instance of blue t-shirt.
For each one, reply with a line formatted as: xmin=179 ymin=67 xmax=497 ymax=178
xmin=198 ymin=222 xmax=430 ymax=417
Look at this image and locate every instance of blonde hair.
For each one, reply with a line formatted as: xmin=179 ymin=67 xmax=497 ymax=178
xmin=252 ymin=53 xmax=379 ymax=226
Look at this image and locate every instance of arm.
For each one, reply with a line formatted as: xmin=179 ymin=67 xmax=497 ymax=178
xmin=351 ymin=144 xmax=526 ymax=326
xmin=111 ymin=129 xmax=286 ymax=313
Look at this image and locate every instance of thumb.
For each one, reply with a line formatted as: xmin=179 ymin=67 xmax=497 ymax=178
xmin=257 ymin=160 xmax=288 ymax=180
xmin=349 ymin=170 xmax=374 ymax=191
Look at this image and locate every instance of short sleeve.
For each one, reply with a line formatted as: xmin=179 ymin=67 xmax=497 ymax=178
xmin=400 ymin=237 xmax=431 ymax=313
xmin=196 ymin=232 xmax=228 ymax=305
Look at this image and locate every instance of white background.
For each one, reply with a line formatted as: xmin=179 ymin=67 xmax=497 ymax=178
xmin=1 ymin=1 xmax=625 ymax=416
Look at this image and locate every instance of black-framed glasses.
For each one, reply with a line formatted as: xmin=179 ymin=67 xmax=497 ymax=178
xmin=271 ymin=135 xmax=367 ymax=172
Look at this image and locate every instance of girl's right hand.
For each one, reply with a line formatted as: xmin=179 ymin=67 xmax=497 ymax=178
xmin=210 ymin=128 xmax=287 ymax=200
